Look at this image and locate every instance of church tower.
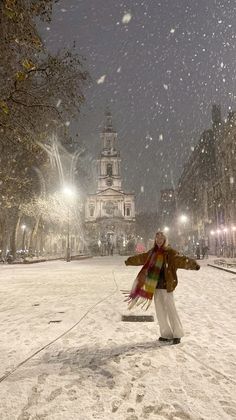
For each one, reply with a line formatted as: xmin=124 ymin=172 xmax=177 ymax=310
xmin=97 ymin=109 xmax=122 ymax=191
xmin=85 ymin=109 xmax=136 ymax=254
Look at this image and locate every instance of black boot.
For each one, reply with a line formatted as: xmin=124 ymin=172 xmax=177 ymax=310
xmin=172 ymin=338 xmax=181 ymax=345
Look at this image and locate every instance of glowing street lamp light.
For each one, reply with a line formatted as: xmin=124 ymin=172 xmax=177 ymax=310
xmin=178 ymin=215 xmax=189 ymax=248
xmin=63 ymin=185 xmax=76 ymax=197
xmin=179 ymin=214 xmax=188 ymax=224
xmin=62 ymin=185 xmax=76 ymax=262
xmin=210 ymin=230 xmax=215 ymax=235
xmin=163 ymin=226 xmax=170 ymax=233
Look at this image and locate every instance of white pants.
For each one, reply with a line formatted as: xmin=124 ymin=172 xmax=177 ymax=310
xmin=154 ymin=289 xmax=184 ymax=339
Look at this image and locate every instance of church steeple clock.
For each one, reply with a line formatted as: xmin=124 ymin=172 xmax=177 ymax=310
xmin=97 ymin=109 xmax=122 ymax=191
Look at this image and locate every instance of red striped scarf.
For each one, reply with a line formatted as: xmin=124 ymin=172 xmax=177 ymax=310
xmin=126 ymin=246 xmax=165 ymax=310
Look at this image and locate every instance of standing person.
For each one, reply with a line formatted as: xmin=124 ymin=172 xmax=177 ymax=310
xmin=196 ymin=243 xmax=201 ymax=260
xmin=202 ymin=245 xmax=209 ymax=259
xmin=125 ymin=231 xmax=200 ymax=345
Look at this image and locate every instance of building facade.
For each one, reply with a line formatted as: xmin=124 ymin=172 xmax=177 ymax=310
xmin=177 ymin=128 xmax=216 ymax=245
xmin=159 ymin=189 xmax=176 ymax=228
xmin=85 ymin=110 xmax=135 ymax=254
xmin=177 ymin=105 xmax=236 ymax=256
xmin=208 ymin=110 xmax=236 ymax=255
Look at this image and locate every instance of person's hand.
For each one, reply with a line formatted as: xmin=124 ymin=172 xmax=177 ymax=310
xmin=196 ymin=264 xmax=200 ymax=270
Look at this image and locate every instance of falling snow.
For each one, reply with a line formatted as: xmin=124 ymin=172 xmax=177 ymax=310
xmin=97 ymin=75 xmax=106 ymax=84
xmin=122 ymin=12 xmax=132 ymax=24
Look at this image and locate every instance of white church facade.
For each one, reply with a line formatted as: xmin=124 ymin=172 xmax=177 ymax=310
xmin=85 ymin=110 xmax=135 ymax=254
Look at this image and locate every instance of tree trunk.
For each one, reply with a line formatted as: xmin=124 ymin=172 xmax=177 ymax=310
xmin=0 ymin=216 xmax=8 ymax=255
xmin=10 ymin=212 xmax=21 ymax=259
xmin=29 ymin=215 xmax=41 ymax=253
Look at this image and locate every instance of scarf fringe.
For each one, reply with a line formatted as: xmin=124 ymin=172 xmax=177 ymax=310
xmin=127 ymin=296 xmax=139 ymax=310
xmin=127 ymin=296 xmax=152 ymax=311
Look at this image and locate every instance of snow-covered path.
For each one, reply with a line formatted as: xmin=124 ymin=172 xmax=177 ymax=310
xmin=0 ymin=257 xmax=235 ymax=420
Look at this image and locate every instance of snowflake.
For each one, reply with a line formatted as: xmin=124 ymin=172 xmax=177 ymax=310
xmin=97 ymin=75 xmax=106 ymax=84
xmin=122 ymin=13 xmax=132 ymax=24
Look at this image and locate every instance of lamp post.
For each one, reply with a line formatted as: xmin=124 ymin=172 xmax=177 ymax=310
xmin=210 ymin=230 xmax=217 ymax=255
xmin=216 ymin=229 xmax=221 ymax=256
xmin=62 ymin=186 xmax=76 ymax=262
xmin=232 ymin=226 xmax=236 ymax=257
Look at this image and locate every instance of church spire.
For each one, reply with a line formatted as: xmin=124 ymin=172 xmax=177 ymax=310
xmin=103 ymin=107 xmax=115 ymax=133
xmin=98 ymin=109 xmax=121 ymax=191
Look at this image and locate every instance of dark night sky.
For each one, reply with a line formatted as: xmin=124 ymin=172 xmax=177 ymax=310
xmin=39 ymin=0 xmax=236 ymax=211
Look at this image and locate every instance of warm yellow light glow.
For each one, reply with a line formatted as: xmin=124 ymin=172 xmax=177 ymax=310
xmin=179 ymin=214 xmax=188 ymax=223
xmin=62 ymin=185 xmax=76 ymax=197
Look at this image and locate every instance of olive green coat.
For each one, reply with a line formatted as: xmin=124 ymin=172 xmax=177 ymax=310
xmin=125 ymin=246 xmax=199 ymax=293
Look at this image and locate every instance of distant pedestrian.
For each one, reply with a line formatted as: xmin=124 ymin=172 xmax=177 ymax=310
xmin=196 ymin=244 xmax=201 ymax=259
xmin=202 ymin=245 xmax=209 ymax=259
xmin=125 ymin=231 xmax=200 ymax=345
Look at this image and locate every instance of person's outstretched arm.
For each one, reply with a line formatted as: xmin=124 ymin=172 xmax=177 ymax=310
xmin=174 ymin=253 xmax=200 ymax=270
xmin=125 ymin=251 xmax=150 ymax=266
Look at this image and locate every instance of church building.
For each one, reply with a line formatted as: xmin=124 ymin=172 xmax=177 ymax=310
xmin=85 ymin=110 xmax=135 ymax=254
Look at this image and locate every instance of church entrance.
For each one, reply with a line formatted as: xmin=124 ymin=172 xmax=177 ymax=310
xmin=99 ymin=230 xmax=114 ymax=256
xmin=106 ymin=231 xmax=114 ymax=255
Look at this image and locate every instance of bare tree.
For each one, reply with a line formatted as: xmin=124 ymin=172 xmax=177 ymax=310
xmin=0 ymin=0 xmax=89 ymax=257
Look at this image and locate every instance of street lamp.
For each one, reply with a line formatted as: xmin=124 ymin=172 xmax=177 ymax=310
xmin=163 ymin=226 xmax=170 ymax=233
xmin=21 ymin=224 xmax=26 ymax=251
xmin=62 ymin=185 xmax=76 ymax=262
xmin=232 ymin=226 xmax=236 ymax=257
xmin=179 ymin=214 xmax=188 ymax=224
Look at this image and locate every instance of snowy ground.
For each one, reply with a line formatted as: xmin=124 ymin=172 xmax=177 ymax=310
xmin=0 ymin=257 xmax=236 ymax=420
xmin=207 ymin=257 xmax=236 ymax=274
